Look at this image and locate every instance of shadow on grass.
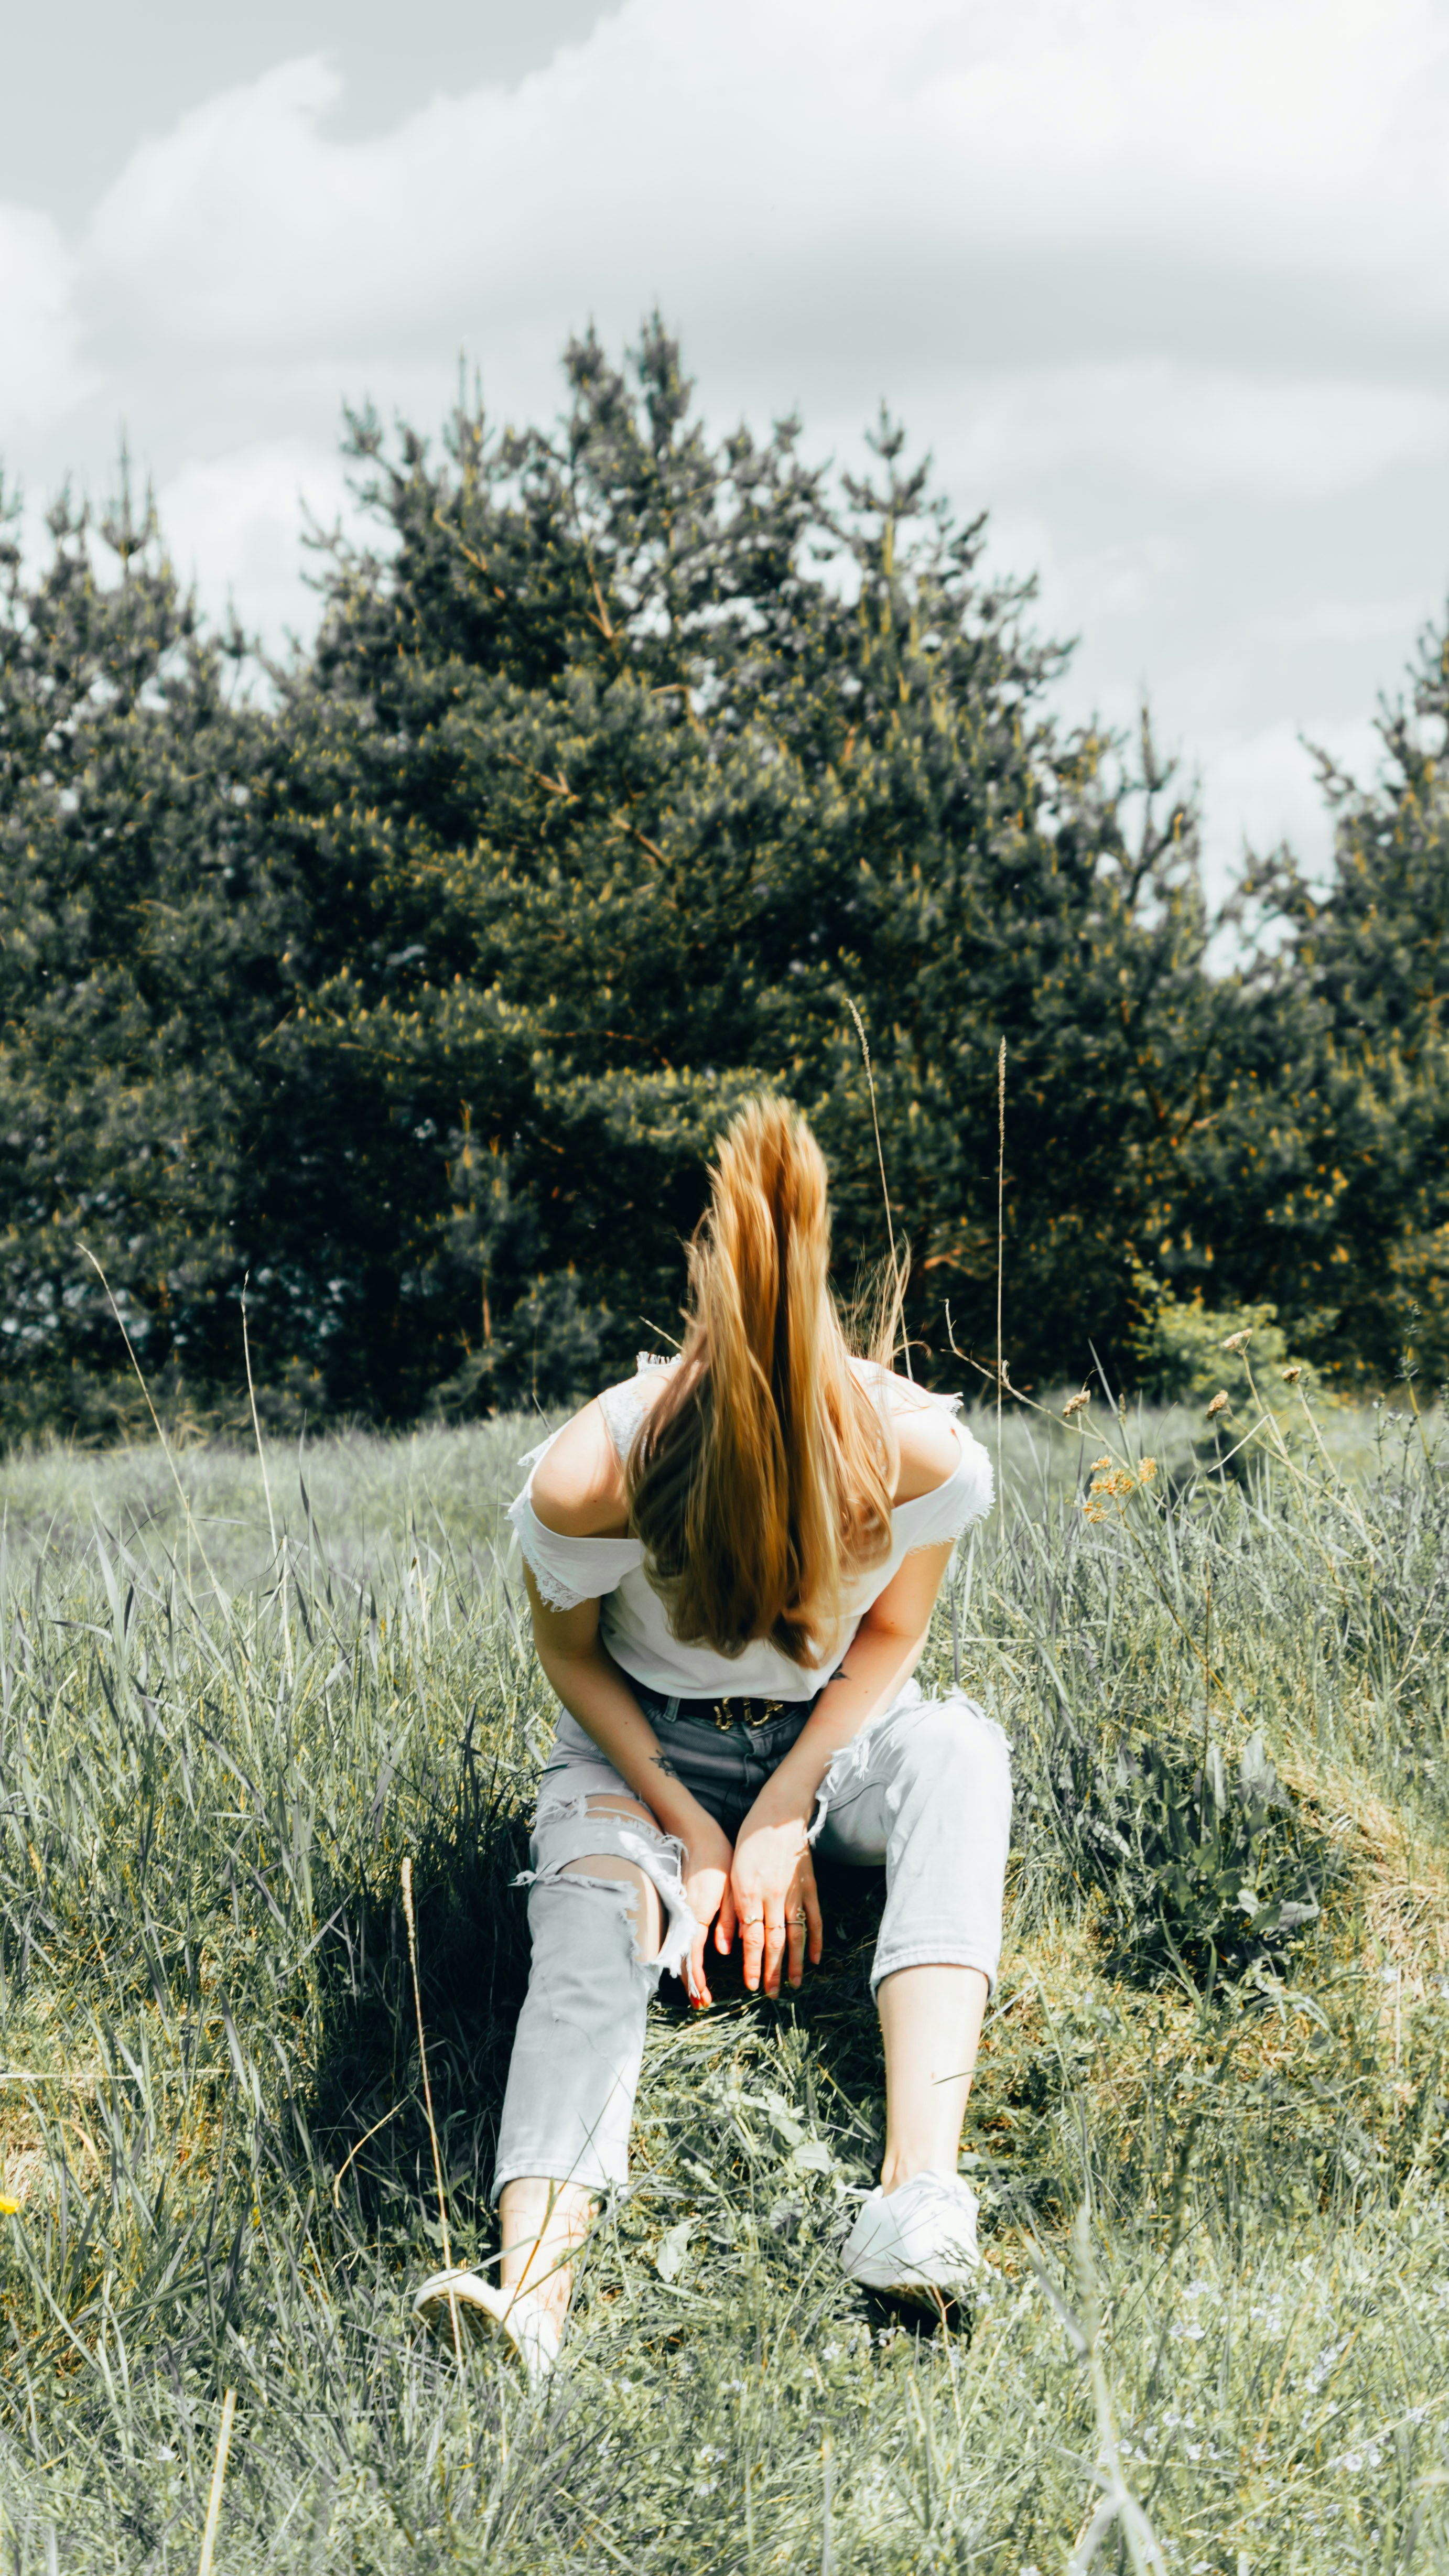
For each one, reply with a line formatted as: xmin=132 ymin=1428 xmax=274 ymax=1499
xmin=307 ymin=1736 xmax=534 ymax=2259
xmin=310 ymin=1817 xmax=894 ymax=2272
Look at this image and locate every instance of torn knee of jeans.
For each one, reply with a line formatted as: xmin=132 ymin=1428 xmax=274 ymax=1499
xmin=533 ymin=1786 xmax=671 ymax=1839
xmin=562 ymin=1855 xmax=661 ymax=1952
xmin=524 ymin=1862 xmax=661 ymax=1978
xmin=613 ymin=1827 xmax=698 ymax=1983
xmin=535 ymin=1785 xmax=610 ymax=1829
xmin=522 ymin=1804 xmax=698 ymax=1985
xmin=808 ymin=1734 xmax=870 ymax=1844
xmin=569 ymin=1866 xmax=653 ymax=1952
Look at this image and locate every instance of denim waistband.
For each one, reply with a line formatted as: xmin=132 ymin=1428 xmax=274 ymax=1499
xmin=630 ymin=1677 xmax=827 ymax=1736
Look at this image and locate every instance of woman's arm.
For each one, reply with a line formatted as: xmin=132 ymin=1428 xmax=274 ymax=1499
xmin=721 ymin=1539 xmax=954 ymax=1997
xmin=753 ymin=1539 xmax=953 ymax=1815
xmin=523 ymin=1575 xmax=722 ymax=1848
xmin=522 ymin=1400 xmax=735 ymax=2001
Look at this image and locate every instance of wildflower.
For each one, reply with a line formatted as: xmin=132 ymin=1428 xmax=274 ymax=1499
xmin=1206 ymin=1390 xmax=1229 ymax=1418
xmin=1221 ymin=1327 xmax=1252 ymax=1352
xmin=1083 ymin=1460 xmax=1138 ymax=1521
xmin=0 ymin=2196 xmax=18 ymax=2215
xmin=1138 ymin=1456 xmax=1158 ymax=1482
xmin=1063 ymin=1390 xmax=1090 ymax=1418
xmin=1282 ymin=1364 xmax=1303 ymax=1384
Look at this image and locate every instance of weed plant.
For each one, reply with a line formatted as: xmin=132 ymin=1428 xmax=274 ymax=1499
xmin=0 ymin=1384 xmax=1447 ymax=2568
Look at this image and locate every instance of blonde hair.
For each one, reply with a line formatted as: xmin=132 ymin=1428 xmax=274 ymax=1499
xmin=627 ymin=1098 xmax=894 ymax=1665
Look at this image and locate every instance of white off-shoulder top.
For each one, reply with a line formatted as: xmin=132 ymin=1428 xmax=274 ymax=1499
xmin=506 ymin=1357 xmax=993 ymax=1701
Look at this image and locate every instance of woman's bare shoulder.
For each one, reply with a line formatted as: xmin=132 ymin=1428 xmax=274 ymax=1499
xmin=868 ymin=1370 xmax=963 ymax=1504
xmin=529 ymin=1397 xmax=630 ymax=1537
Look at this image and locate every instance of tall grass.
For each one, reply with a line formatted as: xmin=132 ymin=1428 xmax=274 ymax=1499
xmin=0 ymin=1392 xmax=1447 ymax=2569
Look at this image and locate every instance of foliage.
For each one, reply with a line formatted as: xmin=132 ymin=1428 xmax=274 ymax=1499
xmin=0 ymin=1399 xmax=1445 ymax=2564
xmin=2 ymin=332 xmax=1448 ymax=1431
xmin=245 ymin=319 xmax=1216 ymax=1419
xmin=1175 ymin=612 xmax=1449 ymax=1387
xmin=1127 ymin=1268 xmax=1323 ymax=1416
xmin=1042 ymin=1719 xmax=1338 ymax=1989
xmin=0 ymin=464 xmax=276 ymax=1439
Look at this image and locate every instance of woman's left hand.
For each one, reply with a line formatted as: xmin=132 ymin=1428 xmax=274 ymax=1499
xmin=720 ymin=1805 xmax=824 ymax=1999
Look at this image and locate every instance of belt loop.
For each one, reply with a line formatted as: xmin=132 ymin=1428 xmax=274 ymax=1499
xmin=664 ymin=1695 xmax=680 ymax=1724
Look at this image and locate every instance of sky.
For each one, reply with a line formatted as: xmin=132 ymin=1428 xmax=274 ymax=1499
xmin=4 ymin=0 xmax=1448 ymax=899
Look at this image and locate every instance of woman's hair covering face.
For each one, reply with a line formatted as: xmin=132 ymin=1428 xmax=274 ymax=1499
xmin=626 ymin=1097 xmax=893 ymax=1665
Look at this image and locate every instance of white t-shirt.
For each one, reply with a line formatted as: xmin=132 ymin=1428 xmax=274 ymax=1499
xmin=506 ymin=1357 xmax=993 ymax=1701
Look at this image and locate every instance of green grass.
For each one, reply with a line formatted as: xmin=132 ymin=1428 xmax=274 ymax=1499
xmin=0 ymin=1380 xmax=1447 ymax=2570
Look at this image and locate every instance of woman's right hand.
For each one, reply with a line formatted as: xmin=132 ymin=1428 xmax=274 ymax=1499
xmin=681 ymin=1815 xmax=736 ymax=2005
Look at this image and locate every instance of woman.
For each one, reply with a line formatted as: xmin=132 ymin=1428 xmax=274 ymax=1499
xmin=415 ymin=1100 xmax=1011 ymax=2378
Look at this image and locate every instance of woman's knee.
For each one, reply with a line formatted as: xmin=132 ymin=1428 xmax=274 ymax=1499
xmin=557 ymin=1850 xmax=663 ymax=1958
xmin=528 ymin=1788 xmax=676 ymax=1974
xmin=889 ymin=1698 xmax=1013 ymax=1837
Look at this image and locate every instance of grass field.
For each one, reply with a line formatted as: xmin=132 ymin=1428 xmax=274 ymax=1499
xmin=0 ymin=1372 xmax=1447 ymax=2571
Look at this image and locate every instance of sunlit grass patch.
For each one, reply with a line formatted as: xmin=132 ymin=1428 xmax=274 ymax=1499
xmin=0 ymin=1396 xmax=1446 ymax=2566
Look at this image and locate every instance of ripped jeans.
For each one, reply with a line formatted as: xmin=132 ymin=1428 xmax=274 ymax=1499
xmin=491 ymin=1680 xmax=1012 ymax=2200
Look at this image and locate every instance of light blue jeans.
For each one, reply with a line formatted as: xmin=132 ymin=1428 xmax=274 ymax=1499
xmin=491 ymin=1679 xmax=1012 ymax=2199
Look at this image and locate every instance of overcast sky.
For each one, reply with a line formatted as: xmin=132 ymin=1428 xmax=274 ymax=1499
xmin=4 ymin=0 xmax=1448 ymax=895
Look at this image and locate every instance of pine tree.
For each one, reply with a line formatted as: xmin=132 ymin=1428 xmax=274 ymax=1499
xmin=6 ymin=327 xmax=1436 ymax=1435
xmin=0 ymin=465 xmax=276 ymax=1436
xmin=255 ymin=321 xmax=1216 ymax=1410
xmin=1185 ymin=616 xmax=1449 ymax=1382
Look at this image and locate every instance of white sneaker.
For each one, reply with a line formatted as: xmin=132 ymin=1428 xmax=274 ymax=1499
xmin=840 ymin=2173 xmax=985 ymax=2297
xmin=412 ymin=2269 xmax=561 ymax=2386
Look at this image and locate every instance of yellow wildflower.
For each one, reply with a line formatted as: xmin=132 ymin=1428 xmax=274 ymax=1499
xmin=0 ymin=2195 xmax=19 ymax=2215
xmin=1083 ymin=1459 xmax=1139 ymax=1521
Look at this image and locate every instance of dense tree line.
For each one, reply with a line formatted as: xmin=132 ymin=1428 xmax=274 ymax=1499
xmin=2 ymin=322 xmax=1445 ymax=1438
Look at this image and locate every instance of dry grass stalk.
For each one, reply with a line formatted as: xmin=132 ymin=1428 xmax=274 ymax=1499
xmin=195 ymin=2388 xmax=236 ymax=2576
xmin=401 ymin=1857 xmax=466 ymax=2375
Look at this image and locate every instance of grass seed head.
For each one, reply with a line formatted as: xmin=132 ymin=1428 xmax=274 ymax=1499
xmin=1221 ymin=1328 xmax=1252 ymax=1352
xmin=1206 ymin=1390 xmax=1230 ymax=1417
xmin=1063 ymin=1390 xmax=1091 ymax=1418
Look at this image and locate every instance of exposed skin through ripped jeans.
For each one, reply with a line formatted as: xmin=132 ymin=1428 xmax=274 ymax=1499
xmin=491 ymin=1681 xmax=1012 ymax=2200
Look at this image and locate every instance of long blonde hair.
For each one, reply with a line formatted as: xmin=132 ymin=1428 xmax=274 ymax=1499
xmin=627 ymin=1098 xmax=894 ymax=1665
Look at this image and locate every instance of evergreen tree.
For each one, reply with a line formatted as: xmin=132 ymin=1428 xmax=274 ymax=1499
xmin=0 ymin=467 xmax=276 ymax=1436
xmin=3 ymin=326 xmax=1441 ymax=1435
xmin=256 ymin=320 xmax=1215 ymax=1412
xmin=1183 ymin=618 xmax=1449 ymax=1383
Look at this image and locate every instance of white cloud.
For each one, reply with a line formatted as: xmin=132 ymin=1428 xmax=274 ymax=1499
xmin=1245 ymin=592 xmax=1436 ymax=652
xmin=77 ymin=0 xmax=1449 ymax=376
xmin=157 ymin=438 xmax=355 ymax=642
xmin=0 ymin=203 xmax=91 ymax=438
xmin=6 ymin=0 xmax=1444 ymax=901
xmin=982 ymin=508 xmax=1191 ymax=638
xmin=1198 ymin=713 xmax=1384 ymax=893
xmin=941 ymin=366 xmax=1449 ymax=502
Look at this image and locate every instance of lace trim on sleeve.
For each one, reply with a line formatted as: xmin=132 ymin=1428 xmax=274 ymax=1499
xmin=505 ymin=1488 xmax=643 ymax=1610
xmin=597 ymin=1355 xmax=678 ymax=1462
